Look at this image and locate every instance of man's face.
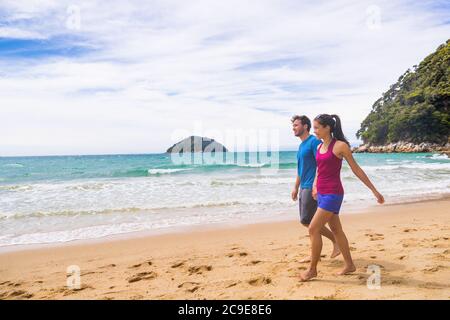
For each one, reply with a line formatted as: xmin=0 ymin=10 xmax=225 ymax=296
xmin=292 ymin=119 xmax=306 ymax=137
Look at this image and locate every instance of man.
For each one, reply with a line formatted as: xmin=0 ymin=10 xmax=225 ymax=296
xmin=291 ymin=115 xmax=340 ymax=262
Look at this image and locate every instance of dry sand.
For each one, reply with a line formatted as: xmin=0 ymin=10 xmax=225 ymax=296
xmin=0 ymin=198 xmax=449 ymax=300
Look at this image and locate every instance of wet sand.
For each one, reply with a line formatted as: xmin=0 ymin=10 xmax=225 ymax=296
xmin=0 ymin=198 xmax=449 ymax=300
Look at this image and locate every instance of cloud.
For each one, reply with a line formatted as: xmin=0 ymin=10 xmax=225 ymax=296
xmin=0 ymin=0 xmax=449 ymax=155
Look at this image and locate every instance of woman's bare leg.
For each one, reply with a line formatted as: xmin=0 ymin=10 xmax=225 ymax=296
xmin=300 ymin=208 xmax=334 ymax=281
xmin=299 ymin=224 xmax=340 ymax=263
xmin=328 ymin=214 xmax=356 ymax=275
xmin=321 ymin=226 xmax=341 ymax=258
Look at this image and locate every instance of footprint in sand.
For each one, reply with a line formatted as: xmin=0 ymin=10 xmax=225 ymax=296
xmin=128 ymin=260 xmax=153 ymax=269
xmin=385 ymin=279 xmax=402 ymax=285
xmin=2 ymin=281 xmax=23 ymax=288
xmin=225 ymin=280 xmax=241 ymax=288
xmin=171 ymin=261 xmax=186 ymax=268
xmin=401 ymin=238 xmax=425 ymax=248
xmin=422 ymin=265 xmax=447 ymax=274
xmin=80 ymin=271 xmax=103 ymax=276
xmin=247 ymin=276 xmax=272 ymax=286
xmin=245 ymin=260 xmax=262 ymax=266
xmin=227 ymin=251 xmax=248 ymax=258
xmin=56 ymin=284 xmax=93 ymax=296
xmin=2 ymin=290 xmax=34 ymax=299
xmin=188 ymin=265 xmax=213 ymax=275
xmin=431 ymin=252 xmax=449 ymax=261
xmin=365 ymin=233 xmax=384 ymax=241
xmin=314 ymin=293 xmax=339 ymax=300
xmin=403 ymin=228 xmax=417 ymax=233
xmin=178 ymin=281 xmax=201 ymax=293
xmin=127 ymin=271 xmax=158 ymax=283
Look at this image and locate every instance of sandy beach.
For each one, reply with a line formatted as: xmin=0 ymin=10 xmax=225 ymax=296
xmin=0 ymin=197 xmax=449 ymax=300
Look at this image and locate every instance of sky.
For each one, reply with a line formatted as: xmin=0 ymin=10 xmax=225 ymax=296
xmin=0 ymin=0 xmax=449 ymax=156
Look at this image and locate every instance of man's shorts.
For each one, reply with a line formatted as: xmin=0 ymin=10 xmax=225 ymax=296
xmin=298 ymin=188 xmax=318 ymax=225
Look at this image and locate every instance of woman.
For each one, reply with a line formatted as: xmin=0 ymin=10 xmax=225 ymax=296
xmin=300 ymin=114 xmax=385 ymax=281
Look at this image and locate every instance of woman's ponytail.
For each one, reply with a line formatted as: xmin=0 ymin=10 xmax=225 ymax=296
xmin=314 ymin=114 xmax=350 ymax=146
xmin=330 ymin=114 xmax=350 ymax=146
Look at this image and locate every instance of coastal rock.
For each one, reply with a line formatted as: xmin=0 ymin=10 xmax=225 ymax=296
xmin=352 ymin=141 xmax=449 ymax=154
xmin=166 ymin=136 xmax=228 ymax=153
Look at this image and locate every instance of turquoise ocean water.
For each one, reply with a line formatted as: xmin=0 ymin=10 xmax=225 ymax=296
xmin=0 ymin=151 xmax=449 ymax=247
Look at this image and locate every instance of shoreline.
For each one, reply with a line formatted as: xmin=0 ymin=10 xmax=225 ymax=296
xmin=0 ymin=197 xmax=449 ymax=299
xmin=1 ymin=193 xmax=449 ymax=255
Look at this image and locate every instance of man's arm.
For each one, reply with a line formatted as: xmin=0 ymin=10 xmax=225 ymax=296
xmin=312 ymin=142 xmax=320 ymax=200
xmin=292 ymin=175 xmax=300 ymax=201
xmin=312 ymin=168 xmax=318 ymax=200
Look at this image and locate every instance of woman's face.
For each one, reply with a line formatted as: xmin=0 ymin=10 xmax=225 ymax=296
xmin=313 ymin=120 xmax=330 ymax=140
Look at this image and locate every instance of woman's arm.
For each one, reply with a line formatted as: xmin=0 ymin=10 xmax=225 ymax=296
xmin=338 ymin=142 xmax=385 ymax=204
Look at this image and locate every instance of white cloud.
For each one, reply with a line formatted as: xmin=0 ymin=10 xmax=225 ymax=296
xmin=0 ymin=0 xmax=449 ymax=155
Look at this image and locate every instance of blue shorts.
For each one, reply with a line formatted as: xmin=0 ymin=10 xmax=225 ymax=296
xmin=317 ymin=193 xmax=344 ymax=214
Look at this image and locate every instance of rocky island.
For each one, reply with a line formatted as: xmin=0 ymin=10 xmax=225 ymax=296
xmin=166 ymin=136 xmax=228 ymax=153
xmin=353 ymin=40 xmax=449 ymax=156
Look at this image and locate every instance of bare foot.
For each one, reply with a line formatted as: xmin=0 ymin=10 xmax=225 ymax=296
xmin=330 ymin=244 xmax=341 ymax=259
xmin=299 ymin=269 xmax=317 ymax=281
xmin=337 ymin=264 xmax=356 ymax=275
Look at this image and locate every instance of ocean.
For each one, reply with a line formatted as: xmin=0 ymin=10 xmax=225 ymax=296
xmin=0 ymin=151 xmax=449 ymax=247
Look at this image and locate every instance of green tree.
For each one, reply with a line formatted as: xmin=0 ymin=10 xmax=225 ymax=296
xmin=357 ymin=40 xmax=450 ymax=145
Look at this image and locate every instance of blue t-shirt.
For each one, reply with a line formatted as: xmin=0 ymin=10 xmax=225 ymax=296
xmin=297 ymin=135 xmax=321 ymax=189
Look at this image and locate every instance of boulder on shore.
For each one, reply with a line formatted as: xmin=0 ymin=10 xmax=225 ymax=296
xmin=352 ymin=141 xmax=450 ymax=154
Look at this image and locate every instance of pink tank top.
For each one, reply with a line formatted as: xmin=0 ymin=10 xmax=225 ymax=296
xmin=316 ymin=138 xmax=344 ymax=195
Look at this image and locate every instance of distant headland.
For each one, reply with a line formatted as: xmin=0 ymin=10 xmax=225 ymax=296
xmin=166 ymin=136 xmax=228 ymax=153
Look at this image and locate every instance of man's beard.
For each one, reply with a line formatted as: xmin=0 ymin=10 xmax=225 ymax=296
xmin=295 ymin=129 xmax=304 ymax=137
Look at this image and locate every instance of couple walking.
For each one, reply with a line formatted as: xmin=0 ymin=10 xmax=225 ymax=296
xmin=291 ymin=114 xmax=384 ymax=281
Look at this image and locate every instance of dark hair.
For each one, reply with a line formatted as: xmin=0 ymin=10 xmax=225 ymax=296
xmin=291 ymin=115 xmax=311 ymax=131
xmin=314 ymin=114 xmax=350 ymax=146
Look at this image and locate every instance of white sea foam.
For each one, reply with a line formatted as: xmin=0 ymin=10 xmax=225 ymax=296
xmin=1 ymin=155 xmax=449 ymax=247
xmin=416 ymin=153 xmax=449 ymax=160
xmin=147 ymin=168 xmax=191 ymax=174
xmin=236 ymin=163 xmax=267 ymax=168
xmin=2 ymin=163 xmax=24 ymax=168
